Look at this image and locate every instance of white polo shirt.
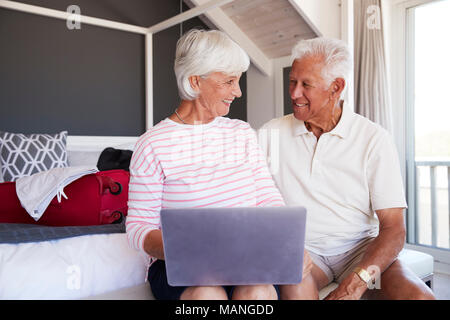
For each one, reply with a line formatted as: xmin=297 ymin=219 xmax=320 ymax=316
xmin=258 ymin=103 xmax=407 ymax=256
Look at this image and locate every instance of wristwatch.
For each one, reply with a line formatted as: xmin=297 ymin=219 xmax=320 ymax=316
xmin=353 ymin=267 xmax=372 ymax=285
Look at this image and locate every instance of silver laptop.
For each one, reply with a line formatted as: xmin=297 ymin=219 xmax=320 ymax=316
xmin=160 ymin=206 xmax=306 ymax=286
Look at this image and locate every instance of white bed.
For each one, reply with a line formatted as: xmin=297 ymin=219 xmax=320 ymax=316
xmin=0 ymin=136 xmax=154 ymax=300
xmin=0 ymin=233 xmax=149 ymax=299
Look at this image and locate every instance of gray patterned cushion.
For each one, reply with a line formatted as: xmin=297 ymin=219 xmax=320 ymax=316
xmin=0 ymin=131 xmax=69 ymax=182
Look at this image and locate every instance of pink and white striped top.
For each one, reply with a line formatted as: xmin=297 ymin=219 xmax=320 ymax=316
xmin=126 ymin=116 xmax=285 ymax=259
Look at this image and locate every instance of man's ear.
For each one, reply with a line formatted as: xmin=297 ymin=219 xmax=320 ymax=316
xmin=189 ymin=75 xmax=201 ymax=93
xmin=331 ymin=78 xmax=346 ymax=97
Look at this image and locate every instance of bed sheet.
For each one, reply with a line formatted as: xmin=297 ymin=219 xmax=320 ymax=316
xmin=0 ymin=233 xmax=149 ymax=299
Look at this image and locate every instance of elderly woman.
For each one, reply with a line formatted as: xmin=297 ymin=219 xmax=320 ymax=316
xmin=126 ymin=29 xmax=311 ymax=300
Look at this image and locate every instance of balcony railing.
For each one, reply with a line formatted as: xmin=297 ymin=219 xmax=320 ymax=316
xmin=415 ymin=160 xmax=450 ymax=249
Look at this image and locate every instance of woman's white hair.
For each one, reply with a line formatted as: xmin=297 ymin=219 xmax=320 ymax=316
xmin=174 ymin=29 xmax=250 ymax=101
xmin=291 ymin=37 xmax=352 ymax=89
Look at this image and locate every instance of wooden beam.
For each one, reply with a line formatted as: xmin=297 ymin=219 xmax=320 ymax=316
xmin=189 ymin=0 xmax=272 ymax=76
xmin=0 ymin=0 xmax=148 ymax=34
xmin=288 ymin=0 xmax=322 ymax=37
xmin=148 ymin=0 xmax=234 ymax=34
xmin=145 ymin=33 xmax=154 ymax=129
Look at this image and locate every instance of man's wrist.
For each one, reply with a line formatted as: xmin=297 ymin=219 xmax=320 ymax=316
xmin=350 ymin=272 xmax=369 ymax=294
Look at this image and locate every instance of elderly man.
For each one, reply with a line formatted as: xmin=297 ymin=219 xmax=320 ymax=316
xmin=259 ymin=37 xmax=435 ymax=300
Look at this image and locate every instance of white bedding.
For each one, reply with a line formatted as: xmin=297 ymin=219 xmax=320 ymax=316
xmin=0 ymin=137 xmax=147 ymax=300
xmin=0 ymin=233 xmax=149 ymax=299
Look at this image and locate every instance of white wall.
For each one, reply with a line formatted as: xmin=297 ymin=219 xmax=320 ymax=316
xmin=246 ymin=63 xmax=276 ymax=130
xmin=246 ymin=56 xmax=293 ymax=130
xmin=290 ymin=0 xmax=342 ymax=38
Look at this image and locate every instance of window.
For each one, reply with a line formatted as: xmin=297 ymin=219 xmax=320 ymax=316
xmin=406 ymin=0 xmax=450 ymax=250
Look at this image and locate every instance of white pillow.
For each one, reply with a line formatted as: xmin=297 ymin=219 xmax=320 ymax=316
xmin=68 ymin=150 xmax=102 ymax=167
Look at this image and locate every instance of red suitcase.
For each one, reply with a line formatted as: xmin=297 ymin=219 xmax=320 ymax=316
xmin=0 ymin=169 xmax=130 ymax=226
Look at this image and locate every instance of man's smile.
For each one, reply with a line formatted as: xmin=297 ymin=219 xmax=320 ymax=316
xmin=223 ymin=99 xmax=234 ymax=106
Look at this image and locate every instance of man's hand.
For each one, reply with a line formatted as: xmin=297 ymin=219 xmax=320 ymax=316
xmin=324 ymin=272 xmax=367 ymax=300
xmin=325 ymin=208 xmax=405 ymax=300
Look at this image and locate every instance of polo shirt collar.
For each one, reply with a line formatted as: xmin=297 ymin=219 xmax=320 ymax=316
xmin=291 ymin=101 xmax=354 ymax=139
xmin=292 ymin=116 xmax=309 ymax=136
xmin=329 ymin=101 xmax=353 ymax=139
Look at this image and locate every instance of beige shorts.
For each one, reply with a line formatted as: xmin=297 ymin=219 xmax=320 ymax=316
xmin=309 ymin=237 xmax=375 ymax=285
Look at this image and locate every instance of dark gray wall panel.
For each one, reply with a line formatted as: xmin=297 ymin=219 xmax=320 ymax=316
xmin=283 ymin=66 xmax=292 ymax=116
xmin=0 ymin=0 xmax=247 ymax=136
xmin=0 ymin=8 xmax=145 ymax=135
xmin=227 ymin=72 xmax=247 ymax=122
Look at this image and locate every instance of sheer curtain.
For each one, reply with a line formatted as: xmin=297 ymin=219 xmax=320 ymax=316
xmin=354 ymin=0 xmax=393 ymax=133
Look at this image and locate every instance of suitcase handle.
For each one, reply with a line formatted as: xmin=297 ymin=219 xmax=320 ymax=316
xmin=101 ymin=210 xmax=123 ymax=224
xmin=97 ymin=175 xmax=122 ymax=195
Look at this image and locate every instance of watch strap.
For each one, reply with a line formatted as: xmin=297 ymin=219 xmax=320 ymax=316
xmin=353 ymin=267 xmax=372 ymax=284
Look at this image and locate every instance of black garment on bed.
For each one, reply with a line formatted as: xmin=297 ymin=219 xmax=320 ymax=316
xmin=97 ymin=147 xmax=133 ymax=171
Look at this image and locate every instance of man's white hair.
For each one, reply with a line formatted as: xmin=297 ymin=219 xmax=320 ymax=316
xmin=291 ymin=37 xmax=352 ymax=89
xmin=174 ymin=29 xmax=250 ymax=101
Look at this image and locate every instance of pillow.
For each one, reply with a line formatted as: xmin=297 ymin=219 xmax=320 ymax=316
xmin=67 ymin=150 xmax=102 ymax=167
xmin=0 ymin=131 xmax=68 ymax=182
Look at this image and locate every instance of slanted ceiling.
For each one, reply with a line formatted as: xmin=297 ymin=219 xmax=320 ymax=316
xmin=185 ymin=0 xmax=317 ymax=59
